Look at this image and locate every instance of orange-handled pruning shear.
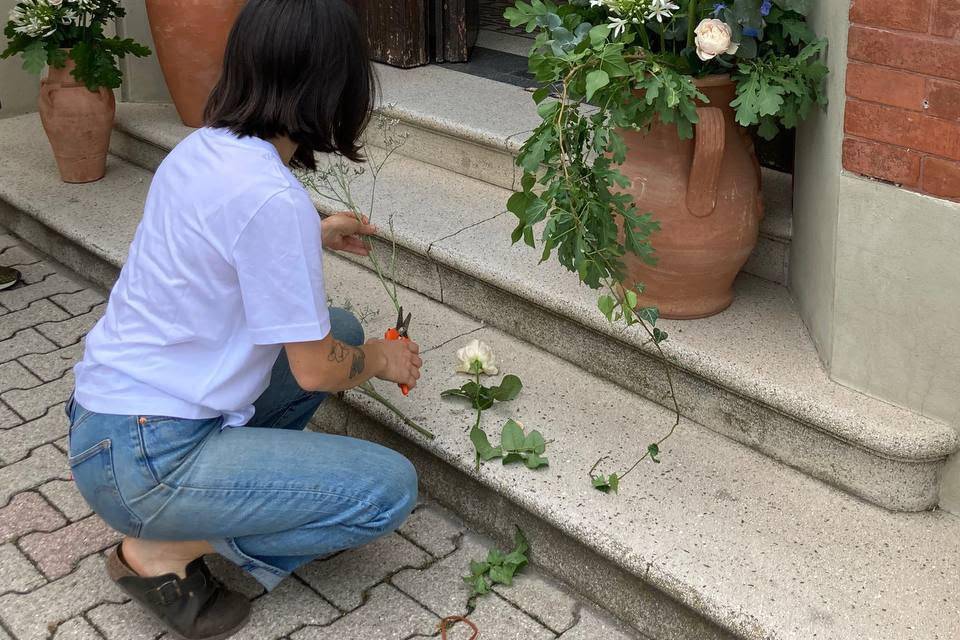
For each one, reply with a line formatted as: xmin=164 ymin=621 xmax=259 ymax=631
xmin=384 ymin=306 xmax=413 ymax=396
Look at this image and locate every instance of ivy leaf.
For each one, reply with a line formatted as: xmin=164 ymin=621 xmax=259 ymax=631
xmin=492 ymin=375 xmax=524 ymax=402
xmin=21 ymin=40 xmax=47 ymax=75
xmin=653 ymin=327 xmax=668 ymax=344
xmin=638 ymin=307 xmax=659 ymax=325
xmin=585 ymin=69 xmax=609 ymax=101
xmin=592 ymin=474 xmax=618 ymax=493
xmin=501 ymin=420 xmax=526 ymax=451
xmin=647 ymin=443 xmax=661 ymax=463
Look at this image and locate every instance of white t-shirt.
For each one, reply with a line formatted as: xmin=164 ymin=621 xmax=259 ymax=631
xmin=74 ymin=127 xmax=331 ymax=427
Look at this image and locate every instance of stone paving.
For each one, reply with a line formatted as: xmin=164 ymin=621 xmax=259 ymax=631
xmin=0 ymin=232 xmax=642 ymax=639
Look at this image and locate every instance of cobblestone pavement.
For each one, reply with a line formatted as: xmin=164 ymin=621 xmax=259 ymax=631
xmin=0 ymin=233 xmax=641 ymax=640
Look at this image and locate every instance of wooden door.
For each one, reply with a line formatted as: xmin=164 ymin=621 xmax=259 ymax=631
xmin=345 ymin=0 xmax=478 ymax=68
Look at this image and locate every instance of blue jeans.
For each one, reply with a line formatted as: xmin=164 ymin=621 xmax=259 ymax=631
xmin=66 ymin=308 xmax=417 ymax=590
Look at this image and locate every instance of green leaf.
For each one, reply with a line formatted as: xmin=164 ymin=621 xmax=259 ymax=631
xmin=524 ymin=430 xmax=547 ymax=455
xmin=486 ymin=549 xmax=505 ymax=566
xmin=531 ymin=85 xmax=552 ymax=104
xmin=592 ymin=475 xmax=614 ymax=493
xmin=585 ymin=69 xmax=609 ymax=102
xmin=489 ymin=564 xmax=516 ymax=585
xmin=648 ymin=443 xmax=661 ymax=463
xmin=501 ymin=420 xmax=526 ymax=451
xmin=638 ymin=307 xmax=659 ymax=325
xmin=513 ymin=528 xmax=529 ymax=555
xmin=589 ymin=23 xmax=611 ymax=46
xmin=608 ymin=473 xmax=620 ymax=493
xmin=470 ymin=560 xmax=490 ymax=577
xmin=492 ymin=375 xmax=523 ymax=402
xmin=502 ymin=452 xmax=527 ymax=465
xmin=21 ymin=40 xmax=47 ymax=75
xmin=598 ymin=295 xmax=616 ymax=321
xmin=471 ymin=427 xmax=503 ymax=461
xmin=653 ymin=327 xmax=668 ymax=344
xmin=524 ymin=452 xmax=549 ymax=469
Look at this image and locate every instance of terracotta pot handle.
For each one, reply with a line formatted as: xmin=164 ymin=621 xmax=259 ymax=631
xmin=686 ymin=106 xmax=726 ymax=218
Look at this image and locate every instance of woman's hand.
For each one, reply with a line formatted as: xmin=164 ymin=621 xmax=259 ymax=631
xmin=322 ymin=212 xmax=377 ymax=256
xmin=369 ymin=338 xmax=422 ymax=390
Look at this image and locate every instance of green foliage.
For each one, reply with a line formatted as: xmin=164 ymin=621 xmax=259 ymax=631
xmin=731 ymin=39 xmax=829 ymax=139
xmin=2 ymin=0 xmax=151 ymax=90
xmin=463 ymin=528 xmax=530 ymax=596
xmin=471 ymin=419 xmax=550 ymax=469
xmin=507 ymin=0 xmax=826 ymax=493
xmin=441 ymin=374 xmax=524 ymax=410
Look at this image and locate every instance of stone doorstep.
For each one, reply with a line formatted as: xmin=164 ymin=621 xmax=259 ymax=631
xmin=4 ymin=110 xmax=956 ymax=513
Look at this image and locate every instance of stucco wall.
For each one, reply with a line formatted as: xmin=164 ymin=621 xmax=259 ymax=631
xmin=116 ymin=3 xmax=170 ymax=103
xmin=789 ymin=0 xmax=849 ymax=365
xmin=0 ymin=0 xmax=40 ymax=118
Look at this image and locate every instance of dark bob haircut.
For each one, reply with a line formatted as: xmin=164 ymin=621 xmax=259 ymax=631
xmin=204 ymin=0 xmax=375 ymax=170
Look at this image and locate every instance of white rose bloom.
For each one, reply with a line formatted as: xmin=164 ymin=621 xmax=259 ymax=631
xmin=694 ymin=18 xmax=739 ymax=61
xmin=456 ymin=339 xmax=499 ymax=376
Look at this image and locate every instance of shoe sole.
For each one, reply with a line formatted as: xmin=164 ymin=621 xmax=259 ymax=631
xmin=106 ymin=547 xmax=252 ymax=640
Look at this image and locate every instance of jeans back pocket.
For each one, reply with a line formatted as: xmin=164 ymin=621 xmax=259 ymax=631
xmin=69 ymin=438 xmax=142 ymax=537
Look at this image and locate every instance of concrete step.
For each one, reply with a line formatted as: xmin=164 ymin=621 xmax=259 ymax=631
xmin=0 ymin=126 xmax=958 ymax=640
xmin=101 ymin=107 xmax=959 ymax=513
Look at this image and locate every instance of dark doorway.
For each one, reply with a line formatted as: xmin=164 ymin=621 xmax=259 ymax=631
xmin=345 ymin=0 xmax=479 ymax=68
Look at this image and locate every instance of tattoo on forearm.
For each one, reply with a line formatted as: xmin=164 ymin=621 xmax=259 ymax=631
xmin=330 ymin=340 xmax=365 ymax=379
xmin=349 ymin=347 xmax=365 ymax=379
xmin=328 ymin=341 xmax=347 ymax=363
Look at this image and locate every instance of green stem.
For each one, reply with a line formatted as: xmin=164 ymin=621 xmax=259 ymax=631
xmin=658 ymin=22 xmax=666 ymax=52
xmin=356 ymin=383 xmax=435 ymax=440
xmin=471 ymin=368 xmax=483 ymax=471
xmin=637 ymin=23 xmax=652 ymax=50
xmin=686 ymin=0 xmax=698 ymax=50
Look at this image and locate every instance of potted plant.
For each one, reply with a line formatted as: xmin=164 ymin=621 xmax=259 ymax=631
xmin=2 ymin=0 xmax=151 ymax=183
xmin=505 ymin=0 xmax=827 ymax=319
xmin=145 ymin=0 xmax=246 ymax=128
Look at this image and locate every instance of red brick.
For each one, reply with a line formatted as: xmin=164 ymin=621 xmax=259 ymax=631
xmin=844 ymin=100 xmax=960 ymax=161
xmin=18 ymin=514 xmax=121 ymax=579
xmin=922 ymin=156 xmax=960 ymax=199
xmin=846 ymin=63 xmax=926 ymax=111
xmin=933 ymin=0 xmax=960 ymax=37
xmin=926 ymin=79 xmax=960 ymax=120
xmin=848 ymin=26 xmax=960 ymax=82
xmin=0 ymin=492 xmax=65 ymax=543
xmin=850 ymin=0 xmax=931 ymax=32
xmin=842 ymin=137 xmax=922 ymax=186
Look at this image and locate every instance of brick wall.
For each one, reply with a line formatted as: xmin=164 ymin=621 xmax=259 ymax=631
xmin=843 ymin=0 xmax=960 ymax=202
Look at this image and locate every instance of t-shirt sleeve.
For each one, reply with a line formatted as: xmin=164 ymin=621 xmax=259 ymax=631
xmin=232 ymin=188 xmax=331 ymax=345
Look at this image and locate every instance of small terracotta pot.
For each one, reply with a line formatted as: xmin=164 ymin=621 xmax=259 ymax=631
xmin=38 ymin=56 xmax=115 ymax=184
xmin=618 ymin=75 xmax=763 ymax=319
xmin=145 ymin=0 xmax=245 ymax=128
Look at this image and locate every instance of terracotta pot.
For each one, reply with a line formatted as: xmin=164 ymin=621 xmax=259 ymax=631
xmin=145 ymin=0 xmax=245 ymax=127
xmin=39 ymin=56 xmax=115 ymax=184
xmin=618 ymin=75 xmax=763 ymax=319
